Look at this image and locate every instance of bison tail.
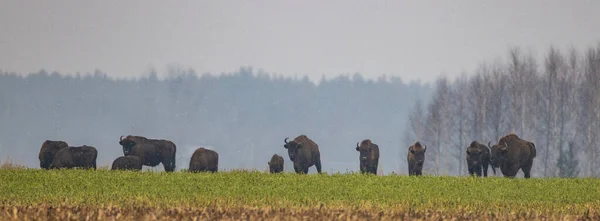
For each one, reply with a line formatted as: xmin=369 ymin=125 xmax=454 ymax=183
xmin=529 ymin=142 xmax=537 ymax=158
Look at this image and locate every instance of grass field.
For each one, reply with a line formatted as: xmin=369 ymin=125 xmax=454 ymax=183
xmin=1 ymin=168 xmax=599 ymax=220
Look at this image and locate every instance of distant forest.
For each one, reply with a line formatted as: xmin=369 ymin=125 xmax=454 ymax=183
xmin=0 ymin=67 xmax=431 ymax=174
xmin=3 ymin=42 xmax=599 ymax=178
xmin=404 ymin=43 xmax=600 ymax=178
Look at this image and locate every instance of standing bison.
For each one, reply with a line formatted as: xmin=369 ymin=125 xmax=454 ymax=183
xmin=49 ymin=145 xmax=98 ymax=170
xmin=407 ymin=141 xmax=426 ymax=176
xmin=268 ymin=154 xmax=284 ymax=173
xmin=119 ymin=135 xmax=177 ymax=172
xmin=355 ymin=139 xmax=379 ymax=175
xmin=188 ymin=147 xmax=219 ymax=173
xmin=466 ymin=141 xmax=491 ymax=177
xmin=283 ymin=135 xmax=322 ymax=174
xmin=111 ymin=155 xmax=143 ymax=171
xmin=39 ymin=140 xmax=69 ymax=169
xmin=490 ymin=133 xmax=537 ymax=178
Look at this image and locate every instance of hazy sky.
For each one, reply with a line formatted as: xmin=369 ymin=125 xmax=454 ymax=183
xmin=1 ymin=0 xmax=599 ymax=83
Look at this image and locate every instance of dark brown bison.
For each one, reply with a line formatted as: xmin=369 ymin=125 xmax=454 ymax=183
xmin=49 ymin=145 xmax=98 ymax=170
xmin=283 ymin=135 xmax=322 ymax=174
xmin=407 ymin=141 xmax=426 ymax=176
xmin=119 ymin=135 xmax=177 ymax=172
xmin=38 ymin=140 xmax=69 ymax=169
xmin=490 ymin=133 xmax=537 ymax=178
xmin=356 ymin=139 xmax=379 ymax=175
xmin=268 ymin=154 xmax=284 ymax=173
xmin=111 ymin=155 xmax=143 ymax=171
xmin=466 ymin=141 xmax=491 ymax=177
xmin=188 ymin=147 xmax=219 ymax=173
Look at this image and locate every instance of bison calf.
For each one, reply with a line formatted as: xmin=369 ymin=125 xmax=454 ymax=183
xmin=466 ymin=141 xmax=491 ymax=177
xmin=189 ymin=147 xmax=219 ymax=173
xmin=268 ymin=154 xmax=284 ymax=173
xmin=407 ymin=141 xmax=426 ymax=176
xmin=356 ymin=139 xmax=379 ymax=175
xmin=49 ymin=145 xmax=98 ymax=170
xmin=111 ymin=155 xmax=143 ymax=171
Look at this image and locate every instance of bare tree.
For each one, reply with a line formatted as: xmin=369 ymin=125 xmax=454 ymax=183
xmin=449 ymin=75 xmax=470 ymax=175
xmin=578 ymin=44 xmax=600 ymax=177
xmin=423 ymin=77 xmax=451 ymax=175
xmin=468 ymin=68 xmax=488 ymax=142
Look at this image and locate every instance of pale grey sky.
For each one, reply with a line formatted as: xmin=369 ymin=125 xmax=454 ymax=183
xmin=0 ymin=0 xmax=598 ymax=83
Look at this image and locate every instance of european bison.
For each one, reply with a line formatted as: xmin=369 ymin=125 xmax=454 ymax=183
xmin=38 ymin=140 xmax=69 ymax=169
xmin=466 ymin=141 xmax=491 ymax=177
xmin=407 ymin=141 xmax=426 ymax=176
xmin=283 ymin=135 xmax=322 ymax=174
xmin=268 ymin=154 xmax=284 ymax=173
xmin=49 ymin=145 xmax=98 ymax=170
xmin=490 ymin=133 xmax=537 ymax=178
xmin=356 ymin=139 xmax=379 ymax=175
xmin=111 ymin=155 xmax=143 ymax=171
xmin=119 ymin=135 xmax=177 ymax=172
xmin=188 ymin=147 xmax=219 ymax=173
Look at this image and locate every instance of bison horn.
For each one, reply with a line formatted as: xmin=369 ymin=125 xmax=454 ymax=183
xmin=356 ymin=142 xmax=360 ymax=148
xmin=284 ymin=137 xmax=289 ymax=144
xmin=120 ymin=135 xmax=125 ymax=141
xmin=488 ymin=141 xmax=492 ymax=148
xmin=503 ymin=142 xmax=508 ymax=147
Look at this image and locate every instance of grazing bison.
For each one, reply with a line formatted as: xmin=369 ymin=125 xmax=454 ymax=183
xmin=355 ymin=139 xmax=380 ymax=175
xmin=119 ymin=135 xmax=177 ymax=172
xmin=283 ymin=135 xmax=322 ymax=174
xmin=490 ymin=133 xmax=537 ymax=178
xmin=407 ymin=141 xmax=427 ymax=176
xmin=49 ymin=145 xmax=98 ymax=170
xmin=268 ymin=154 xmax=284 ymax=173
xmin=188 ymin=147 xmax=219 ymax=173
xmin=111 ymin=155 xmax=143 ymax=171
xmin=466 ymin=141 xmax=491 ymax=177
xmin=38 ymin=140 xmax=69 ymax=169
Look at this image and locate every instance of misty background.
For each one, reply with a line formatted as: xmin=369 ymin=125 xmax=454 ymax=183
xmin=1 ymin=1 xmax=600 ymax=177
xmin=0 ymin=67 xmax=431 ymax=174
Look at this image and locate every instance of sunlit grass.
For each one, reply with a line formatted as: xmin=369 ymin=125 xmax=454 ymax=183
xmin=0 ymin=168 xmax=599 ymax=220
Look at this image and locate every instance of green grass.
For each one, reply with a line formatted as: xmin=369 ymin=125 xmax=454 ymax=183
xmin=1 ymin=169 xmax=599 ymax=214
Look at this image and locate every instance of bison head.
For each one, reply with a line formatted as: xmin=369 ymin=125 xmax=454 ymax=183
xmin=119 ymin=135 xmax=137 ymax=156
xmin=409 ymin=142 xmax=427 ymax=170
xmin=356 ymin=140 xmax=372 ymax=166
xmin=283 ymin=137 xmax=303 ymax=162
xmin=466 ymin=141 xmax=483 ymax=167
xmin=489 ymin=141 xmax=509 ymax=170
xmin=38 ymin=140 xmax=68 ymax=169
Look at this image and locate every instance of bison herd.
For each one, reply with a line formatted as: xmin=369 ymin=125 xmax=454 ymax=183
xmin=36 ymin=133 xmax=537 ymax=178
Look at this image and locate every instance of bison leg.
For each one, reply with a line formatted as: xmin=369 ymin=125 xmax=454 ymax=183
xmin=482 ymin=162 xmax=489 ymax=177
xmin=315 ymin=160 xmax=322 ymax=174
xmin=293 ymin=163 xmax=303 ymax=174
xmin=162 ymin=157 xmax=176 ymax=172
xmin=522 ymin=165 xmax=532 ymax=178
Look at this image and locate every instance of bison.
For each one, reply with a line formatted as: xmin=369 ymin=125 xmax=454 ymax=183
xmin=268 ymin=154 xmax=284 ymax=173
xmin=407 ymin=141 xmax=426 ymax=176
xmin=49 ymin=145 xmax=98 ymax=170
xmin=356 ymin=139 xmax=379 ymax=175
xmin=283 ymin=135 xmax=322 ymax=174
xmin=119 ymin=135 xmax=177 ymax=172
xmin=38 ymin=140 xmax=69 ymax=169
xmin=188 ymin=147 xmax=219 ymax=173
xmin=111 ymin=155 xmax=143 ymax=171
xmin=466 ymin=141 xmax=491 ymax=177
xmin=489 ymin=133 xmax=537 ymax=178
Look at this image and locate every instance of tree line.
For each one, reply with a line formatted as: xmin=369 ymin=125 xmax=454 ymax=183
xmin=404 ymin=43 xmax=600 ymax=178
xmin=0 ymin=67 xmax=430 ymax=173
